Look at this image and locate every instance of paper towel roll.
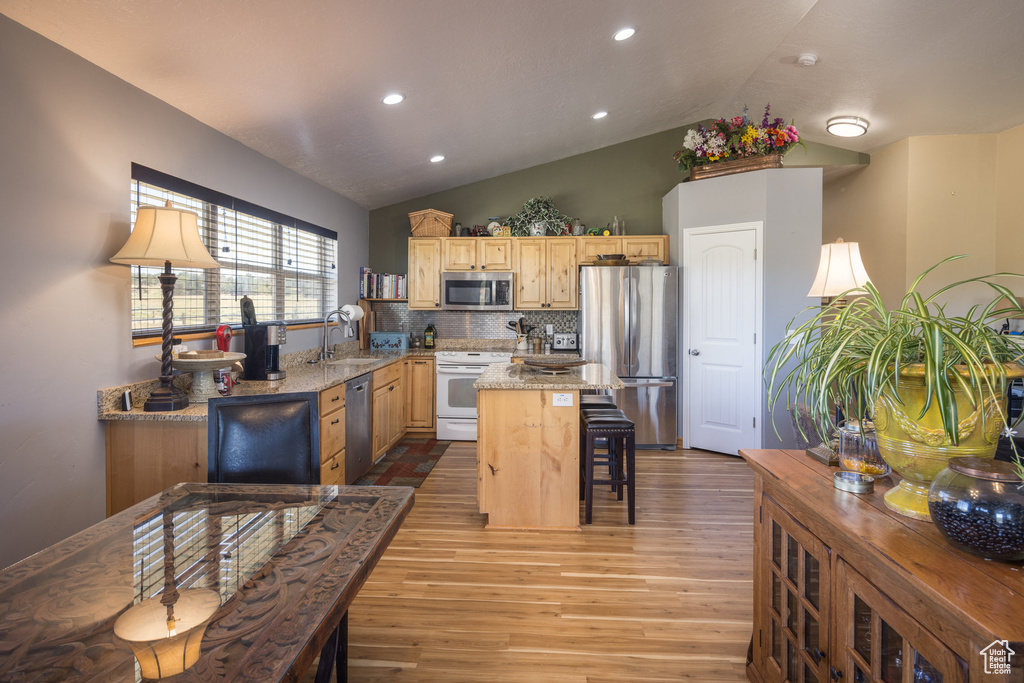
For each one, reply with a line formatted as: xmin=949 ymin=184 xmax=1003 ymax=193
xmin=341 ymin=303 xmax=364 ymax=322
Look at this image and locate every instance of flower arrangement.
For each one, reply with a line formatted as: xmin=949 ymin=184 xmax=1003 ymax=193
xmin=673 ymin=104 xmax=803 ymax=172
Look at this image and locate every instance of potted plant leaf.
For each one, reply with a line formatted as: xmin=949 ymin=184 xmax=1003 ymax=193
xmin=505 ymin=197 xmax=573 ymax=237
xmin=765 ymin=256 xmax=1024 ymax=519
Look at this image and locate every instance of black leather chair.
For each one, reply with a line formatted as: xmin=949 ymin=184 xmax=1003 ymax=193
xmin=207 ymin=391 xmax=345 ymax=682
xmin=208 ymin=392 xmax=320 ymax=484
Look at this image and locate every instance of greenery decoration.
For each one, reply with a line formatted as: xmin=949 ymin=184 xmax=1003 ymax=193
xmin=505 ymin=197 xmax=573 ymax=237
xmin=764 ymin=256 xmax=1024 ymax=478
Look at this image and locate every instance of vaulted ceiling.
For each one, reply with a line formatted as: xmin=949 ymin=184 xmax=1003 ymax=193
xmin=2 ymin=0 xmax=1022 ymax=209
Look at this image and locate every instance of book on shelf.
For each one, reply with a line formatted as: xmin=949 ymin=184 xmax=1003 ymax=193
xmin=359 ymin=267 xmax=407 ymax=300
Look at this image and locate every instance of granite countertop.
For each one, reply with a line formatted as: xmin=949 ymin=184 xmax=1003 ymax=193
xmin=474 ymin=362 xmax=623 ymax=391
xmin=511 ymin=350 xmax=581 ymax=362
xmin=98 ymin=348 xmax=436 ymax=422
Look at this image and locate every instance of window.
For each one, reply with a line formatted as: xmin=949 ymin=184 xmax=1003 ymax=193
xmin=128 ymin=164 xmax=337 ymax=338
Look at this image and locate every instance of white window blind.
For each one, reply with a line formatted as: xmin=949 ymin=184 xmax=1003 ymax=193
xmin=128 ymin=165 xmax=337 ymax=337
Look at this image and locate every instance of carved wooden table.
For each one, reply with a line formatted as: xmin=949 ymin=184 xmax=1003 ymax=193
xmin=0 ymin=483 xmax=413 ymax=681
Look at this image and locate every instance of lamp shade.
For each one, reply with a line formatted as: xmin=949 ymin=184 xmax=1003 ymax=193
xmin=111 ymin=205 xmax=220 ymax=269
xmin=114 ymin=588 xmax=220 ymax=679
xmin=807 ymin=239 xmax=872 ymax=298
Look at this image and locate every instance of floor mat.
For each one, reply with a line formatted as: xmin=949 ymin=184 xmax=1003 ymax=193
xmin=354 ymin=437 xmax=452 ymax=487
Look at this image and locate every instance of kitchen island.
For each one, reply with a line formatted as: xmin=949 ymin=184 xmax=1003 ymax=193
xmin=474 ymin=362 xmax=623 ymax=529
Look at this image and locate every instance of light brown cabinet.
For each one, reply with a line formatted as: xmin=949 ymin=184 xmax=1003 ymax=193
xmin=319 ymin=383 xmax=346 ymax=486
xmin=443 ymin=237 xmax=512 ymax=271
xmin=743 ymin=449 xmax=1016 ymax=683
xmin=372 ymin=362 xmax=405 ymax=459
xmin=623 ymin=235 xmax=668 ymax=263
xmin=408 ymin=238 xmax=442 ymax=310
xmin=576 ymin=235 xmax=669 ymax=264
xmin=513 ymin=237 xmax=578 ymax=310
xmin=404 ymin=357 xmax=436 ymax=431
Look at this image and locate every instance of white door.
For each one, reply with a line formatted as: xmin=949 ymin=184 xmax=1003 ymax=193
xmin=683 ymin=225 xmax=762 ymax=455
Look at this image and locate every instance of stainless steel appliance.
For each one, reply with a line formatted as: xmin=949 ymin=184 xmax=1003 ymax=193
xmin=242 ymin=322 xmax=286 ymax=381
xmin=435 ymin=350 xmax=513 ymax=440
xmin=440 ymin=272 xmax=513 ymax=311
xmin=344 ymin=373 xmax=372 ymax=484
xmin=579 ymin=265 xmax=678 ymax=449
xmin=553 ymin=333 xmax=577 ymax=350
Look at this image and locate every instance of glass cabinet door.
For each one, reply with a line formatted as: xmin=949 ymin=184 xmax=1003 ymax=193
xmin=834 ymin=560 xmax=967 ymax=683
xmin=757 ymin=497 xmax=831 ymax=683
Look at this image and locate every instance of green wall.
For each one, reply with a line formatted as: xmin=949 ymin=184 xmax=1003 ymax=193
xmin=368 ymin=122 xmax=867 ymax=273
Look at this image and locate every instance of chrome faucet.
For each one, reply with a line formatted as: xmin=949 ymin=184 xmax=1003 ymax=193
xmin=321 ymin=308 xmax=353 ymax=361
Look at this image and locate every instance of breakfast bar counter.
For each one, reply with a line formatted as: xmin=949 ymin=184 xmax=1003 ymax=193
xmin=474 ymin=363 xmax=622 ymax=529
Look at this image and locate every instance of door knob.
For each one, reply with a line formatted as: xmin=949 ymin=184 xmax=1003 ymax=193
xmin=689 ymin=349 xmax=700 ymax=356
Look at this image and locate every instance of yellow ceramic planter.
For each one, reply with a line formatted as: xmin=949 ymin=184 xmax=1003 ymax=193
xmin=873 ymin=363 xmax=1023 ymax=520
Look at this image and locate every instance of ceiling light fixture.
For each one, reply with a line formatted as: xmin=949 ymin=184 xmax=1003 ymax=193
xmin=826 ymin=116 xmax=869 ymax=137
xmin=430 ymin=155 xmax=445 ymax=163
xmin=796 ymin=53 xmax=818 ymax=67
xmin=613 ymin=27 xmax=635 ymax=41
xmin=382 ymin=93 xmax=404 ymax=105
xmin=592 ymin=111 xmax=608 ymax=120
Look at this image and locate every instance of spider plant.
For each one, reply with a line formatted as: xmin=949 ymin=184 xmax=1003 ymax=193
xmin=765 ymin=256 xmax=1024 ymax=479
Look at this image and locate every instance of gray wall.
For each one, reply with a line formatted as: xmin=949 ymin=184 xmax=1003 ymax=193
xmin=663 ymin=168 xmax=822 ymax=449
xmin=0 ymin=15 xmax=368 ymax=569
xmin=369 ymin=126 xmax=864 ymax=275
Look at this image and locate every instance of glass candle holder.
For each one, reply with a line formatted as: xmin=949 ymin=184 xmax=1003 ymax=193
xmin=838 ymin=425 xmax=891 ymax=476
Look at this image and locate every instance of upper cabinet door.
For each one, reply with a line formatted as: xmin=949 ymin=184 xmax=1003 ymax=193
xmin=408 ymin=238 xmax=441 ymax=309
xmin=547 ymin=239 xmax=578 ymax=309
xmin=443 ymin=238 xmax=478 ymax=270
xmin=578 ymin=237 xmax=623 ymax=263
xmin=623 ymin=236 xmax=668 ymax=263
xmin=513 ymin=238 xmax=547 ymax=309
xmin=478 ymin=238 xmax=513 ymax=271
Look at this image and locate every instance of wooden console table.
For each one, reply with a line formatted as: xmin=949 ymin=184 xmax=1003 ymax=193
xmin=740 ymin=449 xmax=1023 ymax=683
xmin=0 ymin=483 xmax=413 ymax=680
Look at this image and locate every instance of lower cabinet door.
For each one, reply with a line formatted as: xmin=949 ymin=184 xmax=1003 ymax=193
xmin=372 ymin=386 xmax=390 ymax=458
xmin=757 ymin=496 xmax=831 ymax=683
xmin=321 ymin=452 xmax=344 ymax=486
xmin=833 ymin=560 xmax=966 ymax=683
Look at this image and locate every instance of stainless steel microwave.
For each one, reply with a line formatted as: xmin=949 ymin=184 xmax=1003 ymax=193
xmin=440 ymin=271 xmax=513 ymax=311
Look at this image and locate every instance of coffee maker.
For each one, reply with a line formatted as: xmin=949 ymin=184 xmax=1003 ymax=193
xmin=243 ymin=323 xmax=286 ymax=380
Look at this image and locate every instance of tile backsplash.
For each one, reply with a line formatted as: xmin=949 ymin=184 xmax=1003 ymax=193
xmin=370 ymin=302 xmax=577 ymax=340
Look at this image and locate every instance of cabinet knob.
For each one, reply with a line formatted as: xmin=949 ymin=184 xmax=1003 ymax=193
xmin=471 ymin=265 xmax=476 ymax=269
xmin=830 ymin=666 xmax=843 ymax=680
xmin=810 ymin=647 xmax=824 ymax=664
xmin=389 ymin=385 xmax=395 ymax=392
xmin=481 ymin=265 xmax=486 ymax=269
xmin=435 ymin=302 xmax=440 ymax=307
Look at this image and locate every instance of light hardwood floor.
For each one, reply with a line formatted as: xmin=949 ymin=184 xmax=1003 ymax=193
xmin=318 ymin=443 xmax=755 ymax=682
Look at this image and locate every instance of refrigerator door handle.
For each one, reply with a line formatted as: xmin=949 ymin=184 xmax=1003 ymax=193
xmin=618 ymin=276 xmax=630 ymax=374
xmin=629 ymin=272 xmax=640 ymax=374
xmin=620 ymin=380 xmax=675 ymax=388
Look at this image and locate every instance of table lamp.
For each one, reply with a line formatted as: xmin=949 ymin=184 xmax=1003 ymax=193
xmin=807 ymin=238 xmax=872 ymax=305
xmin=111 ymin=200 xmax=220 ymax=411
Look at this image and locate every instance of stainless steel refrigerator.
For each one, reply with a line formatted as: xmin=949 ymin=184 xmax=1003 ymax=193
xmin=579 ymin=265 xmax=678 ymax=449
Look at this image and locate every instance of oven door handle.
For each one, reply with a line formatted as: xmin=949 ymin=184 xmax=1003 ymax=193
xmin=437 ymin=366 xmax=488 ymax=375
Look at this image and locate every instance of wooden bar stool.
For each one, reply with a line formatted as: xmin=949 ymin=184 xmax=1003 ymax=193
xmin=579 ymin=408 xmax=636 ymax=525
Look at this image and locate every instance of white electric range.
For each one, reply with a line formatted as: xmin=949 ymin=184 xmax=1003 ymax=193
xmin=435 ymin=350 xmax=512 ymax=441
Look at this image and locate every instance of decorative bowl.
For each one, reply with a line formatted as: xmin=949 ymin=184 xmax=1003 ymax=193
xmin=596 ymin=253 xmax=626 ymax=260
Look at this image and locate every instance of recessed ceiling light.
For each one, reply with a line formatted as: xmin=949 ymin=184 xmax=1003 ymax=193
xmin=430 ymin=155 xmax=445 ymax=163
xmin=382 ymin=93 xmax=404 ymax=105
xmin=613 ymin=27 xmax=635 ymax=41
xmin=826 ymin=116 xmax=869 ymax=137
xmin=592 ymin=111 xmax=608 ymax=120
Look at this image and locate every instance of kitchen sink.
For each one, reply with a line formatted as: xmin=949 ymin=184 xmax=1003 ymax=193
xmin=325 ymin=357 xmax=380 ymax=366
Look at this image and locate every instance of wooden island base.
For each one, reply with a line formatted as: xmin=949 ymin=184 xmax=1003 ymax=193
xmin=477 ymin=388 xmax=581 ymax=530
